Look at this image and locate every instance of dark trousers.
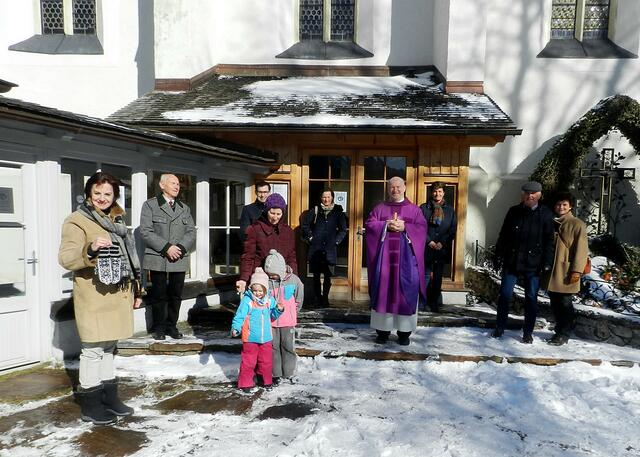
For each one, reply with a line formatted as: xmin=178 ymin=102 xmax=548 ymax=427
xmin=312 ymin=264 xmax=333 ymax=301
xmin=549 ymin=292 xmax=575 ymax=337
xmin=149 ymin=270 xmax=186 ymax=333
xmin=425 ymin=261 xmax=445 ymax=311
xmin=496 ymin=271 xmax=540 ymax=336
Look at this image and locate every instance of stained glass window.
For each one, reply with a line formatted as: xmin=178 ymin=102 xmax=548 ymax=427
xmin=41 ymin=0 xmax=65 ymax=35
xmin=331 ymin=0 xmax=355 ymax=41
xmin=551 ymin=0 xmax=577 ymax=39
xmin=583 ymin=0 xmax=610 ymax=39
xmin=73 ymin=0 xmax=97 ymax=35
xmin=300 ymin=0 xmax=324 ymax=40
xmin=40 ymin=0 xmax=97 ymax=35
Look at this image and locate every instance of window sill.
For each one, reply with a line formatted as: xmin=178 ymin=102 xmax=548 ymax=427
xmin=537 ymin=38 xmax=637 ymax=59
xmin=276 ymin=40 xmax=373 ymax=60
xmin=9 ymin=34 xmax=104 ymax=55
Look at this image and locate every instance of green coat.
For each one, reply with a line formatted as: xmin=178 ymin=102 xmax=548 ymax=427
xmin=58 ymin=207 xmax=135 ymax=343
xmin=546 ymin=213 xmax=589 ymax=294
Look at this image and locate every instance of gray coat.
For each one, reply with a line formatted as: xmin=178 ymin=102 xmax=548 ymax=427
xmin=140 ymin=195 xmax=196 ymax=272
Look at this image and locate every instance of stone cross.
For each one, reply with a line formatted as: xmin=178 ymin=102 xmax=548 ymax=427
xmin=579 ymin=148 xmax=636 ymax=234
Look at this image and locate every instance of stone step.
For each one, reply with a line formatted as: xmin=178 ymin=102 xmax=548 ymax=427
xmin=115 ymin=336 xmax=638 ymax=367
xmin=187 ymin=303 xmax=534 ymax=330
xmin=116 ymin=323 xmax=639 ymax=367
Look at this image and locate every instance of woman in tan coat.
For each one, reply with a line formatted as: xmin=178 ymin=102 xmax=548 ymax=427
xmin=546 ymin=191 xmax=589 ymax=346
xmin=59 ymin=172 xmax=143 ymax=425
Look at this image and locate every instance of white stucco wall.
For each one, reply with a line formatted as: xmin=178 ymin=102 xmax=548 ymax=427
xmin=442 ymin=0 xmax=487 ymax=82
xmin=153 ymin=0 xmax=433 ymax=78
xmin=468 ymin=0 xmax=640 ymax=250
xmin=0 ymin=0 xmax=154 ymax=118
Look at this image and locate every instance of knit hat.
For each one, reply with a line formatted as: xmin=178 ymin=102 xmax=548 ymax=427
xmin=263 ymin=249 xmax=286 ymax=278
xmin=265 ymin=193 xmax=287 ymax=212
xmin=249 ymin=267 xmax=269 ymax=294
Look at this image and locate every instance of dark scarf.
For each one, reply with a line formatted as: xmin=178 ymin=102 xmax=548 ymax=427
xmin=78 ymin=201 xmax=141 ymax=285
xmin=430 ymin=199 xmax=445 ymax=226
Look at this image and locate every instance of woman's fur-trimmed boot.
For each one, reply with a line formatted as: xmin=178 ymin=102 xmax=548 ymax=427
xmin=102 ymin=378 xmax=134 ymax=416
xmin=78 ymin=385 xmax=117 ymax=425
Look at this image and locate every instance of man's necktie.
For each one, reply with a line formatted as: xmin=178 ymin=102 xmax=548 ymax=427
xmin=169 ymin=200 xmax=175 ymax=210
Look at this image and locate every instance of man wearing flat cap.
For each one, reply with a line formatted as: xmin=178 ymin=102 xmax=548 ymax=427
xmin=491 ymin=181 xmax=554 ymax=344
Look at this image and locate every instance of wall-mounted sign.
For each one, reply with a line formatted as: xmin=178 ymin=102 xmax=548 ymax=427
xmin=0 ymin=187 xmax=14 ymax=214
xmin=334 ymin=191 xmax=347 ymax=211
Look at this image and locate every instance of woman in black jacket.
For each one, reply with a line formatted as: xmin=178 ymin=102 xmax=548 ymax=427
xmin=302 ymin=189 xmax=348 ymax=306
xmin=420 ymin=182 xmax=457 ymax=312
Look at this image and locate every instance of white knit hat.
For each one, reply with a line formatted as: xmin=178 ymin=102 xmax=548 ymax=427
xmin=263 ymin=249 xmax=286 ymax=278
xmin=249 ymin=267 xmax=269 ymax=294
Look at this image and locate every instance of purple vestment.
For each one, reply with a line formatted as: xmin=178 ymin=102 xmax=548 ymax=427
xmin=365 ymin=199 xmax=427 ymax=315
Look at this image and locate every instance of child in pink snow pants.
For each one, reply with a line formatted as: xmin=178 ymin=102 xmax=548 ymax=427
xmin=231 ymin=267 xmax=283 ymax=391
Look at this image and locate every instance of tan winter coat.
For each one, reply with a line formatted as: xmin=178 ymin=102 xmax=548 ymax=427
xmin=58 ymin=206 xmax=135 ymax=343
xmin=546 ymin=213 xmax=589 ymax=294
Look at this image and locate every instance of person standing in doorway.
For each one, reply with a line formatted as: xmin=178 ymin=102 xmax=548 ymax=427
xmin=140 ymin=174 xmax=196 ymax=341
xmin=492 ymin=181 xmax=554 ymax=344
xmin=420 ymin=182 xmax=457 ymax=312
xmin=239 ymin=181 xmax=271 ymax=241
xmin=302 ymin=188 xmax=348 ymax=306
xmin=365 ymin=176 xmax=427 ymax=346
xmin=545 ymin=191 xmax=589 ymax=345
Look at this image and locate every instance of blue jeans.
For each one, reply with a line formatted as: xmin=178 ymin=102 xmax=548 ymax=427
xmin=496 ymin=271 xmax=540 ymax=335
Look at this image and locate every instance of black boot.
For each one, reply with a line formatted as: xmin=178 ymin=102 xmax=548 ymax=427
xmin=397 ymin=331 xmax=411 ymax=346
xmin=78 ymin=385 xmax=117 ymax=425
xmin=102 ymin=378 xmax=134 ymax=416
xmin=375 ymin=330 xmax=390 ymax=344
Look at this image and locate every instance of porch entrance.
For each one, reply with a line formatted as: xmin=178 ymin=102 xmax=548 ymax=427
xmin=0 ymin=164 xmax=40 ymax=371
xmin=302 ymin=150 xmax=416 ymax=304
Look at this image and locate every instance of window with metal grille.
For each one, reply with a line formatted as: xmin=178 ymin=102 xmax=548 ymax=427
xmin=300 ymin=0 xmax=324 ymax=40
xmin=72 ymin=0 xmax=97 ymax=35
xmin=41 ymin=0 xmax=65 ymax=35
xmin=330 ymin=0 xmax=355 ymax=41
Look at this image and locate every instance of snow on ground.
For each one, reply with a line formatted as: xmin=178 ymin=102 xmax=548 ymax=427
xmin=3 ymin=326 xmax=640 ymax=457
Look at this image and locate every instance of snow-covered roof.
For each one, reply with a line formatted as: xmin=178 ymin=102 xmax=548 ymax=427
xmin=0 ymin=95 xmax=277 ymax=164
xmin=108 ymin=73 xmax=521 ymax=135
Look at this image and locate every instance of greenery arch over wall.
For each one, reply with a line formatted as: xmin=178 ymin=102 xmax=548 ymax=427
xmin=530 ymin=95 xmax=640 ymax=196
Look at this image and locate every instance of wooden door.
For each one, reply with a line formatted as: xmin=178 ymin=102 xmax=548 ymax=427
xmin=352 ymin=151 xmax=417 ymax=301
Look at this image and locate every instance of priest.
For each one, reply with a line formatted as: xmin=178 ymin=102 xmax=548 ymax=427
xmin=365 ymin=176 xmax=427 ymax=346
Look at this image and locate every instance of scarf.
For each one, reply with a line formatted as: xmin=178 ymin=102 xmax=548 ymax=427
xmin=430 ymin=199 xmax=445 ymax=226
xmin=78 ymin=201 xmax=141 ymax=286
xmin=320 ymin=203 xmax=334 ymax=219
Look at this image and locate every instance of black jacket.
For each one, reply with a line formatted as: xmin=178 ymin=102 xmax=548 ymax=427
xmin=495 ymin=203 xmax=555 ymax=273
xmin=301 ymin=204 xmax=348 ymax=271
xmin=420 ymin=200 xmax=457 ymax=264
xmin=239 ymin=200 xmax=266 ymax=241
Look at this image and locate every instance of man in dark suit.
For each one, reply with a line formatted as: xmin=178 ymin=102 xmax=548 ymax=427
xmin=239 ymin=181 xmax=270 ymax=241
xmin=420 ymin=182 xmax=457 ymax=313
xmin=140 ymin=174 xmax=196 ymax=340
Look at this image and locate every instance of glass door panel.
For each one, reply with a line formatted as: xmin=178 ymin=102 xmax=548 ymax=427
xmin=353 ymin=153 xmax=413 ymax=301
xmin=306 ymin=155 xmax=351 ymax=279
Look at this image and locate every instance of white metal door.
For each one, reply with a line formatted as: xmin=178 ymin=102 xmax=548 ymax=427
xmin=0 ymin=165 xmax=39 ymax=370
